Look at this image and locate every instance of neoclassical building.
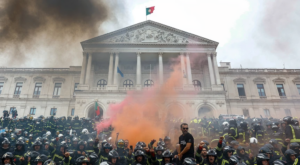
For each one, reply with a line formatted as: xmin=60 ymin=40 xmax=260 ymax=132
xmin=0 ymin=20 xmax=299 ymax=119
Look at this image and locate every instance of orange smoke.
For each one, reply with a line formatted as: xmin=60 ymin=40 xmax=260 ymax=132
xmin=97 ymin=59 xmax=193 ymax=146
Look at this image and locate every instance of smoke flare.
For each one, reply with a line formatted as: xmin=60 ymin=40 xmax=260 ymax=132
xmin=97 ymin=60 xmax=195 ymax=146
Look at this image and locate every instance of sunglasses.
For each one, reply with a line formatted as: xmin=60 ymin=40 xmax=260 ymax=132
xmin=182 ymin=128 xmax=189 ymax=130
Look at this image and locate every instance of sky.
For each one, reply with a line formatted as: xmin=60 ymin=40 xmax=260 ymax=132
xmin=1 ymin=0 xmax=300 ymax=69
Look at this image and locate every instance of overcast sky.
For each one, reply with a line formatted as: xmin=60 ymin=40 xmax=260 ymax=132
xmin=1 ymin=0 xmax=299 ymax=69
xmin=103 ymin=0 xmax=300 ymax=69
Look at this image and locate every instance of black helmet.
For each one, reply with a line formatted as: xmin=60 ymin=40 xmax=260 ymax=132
xmin=59 ymin=141 xmax=68 ymax=149
xmin=44 ymin=159 xmax=56 ymax=165
xmin=230 ymin=140 xmax=239 ymax=146
xmin=202 ymin=140 xmax=210 ymax=146
xmin=117 ymin=139 xmax=125 ymax=148
xmin=264 ymin=144 xmax=274 ymax=152
xmin=75 ymin=116 xmax=79 ymax=120
xmin=88 ymin=152 xmax=98 ymax=164
xmin=223 ymin=146 xmax=235 ymax=158
xmin=269 ymin=139 xmax=278 ymax=146
xmin=72 ymin=137 xmax=79 ymax=142
xmin=290 ymin=143 xmax=300 ymax=153
xmin=256 ymin=153 xmax=269 ymax=165
xmin=34 ymin=154 xmax=48 ymax=163
xmin=240 ymin=122 xmax=247 ymax=130
xmin=292 ymin=119 xmax=299 ymax=126
xmin=2 ymin=152 xmax=14 ymax=164
xmin=29 ymin=151 xmax=40 ymax=161
xmin=162 ymin=150 xmax=173 ymax=158
xmin=237 ymin=146 xmax=245 ymax=156
xmin=32 ymin=140 xmax=42 ymax=147
xmin=155 ymin=145 xmax=165 ymax=152
xmin=266 ymin=122 xmax=272 ymax=127
xmin=2 ymin=139 xmax=10 ymax=149
xmin=207 ymin=149 xmax=217 ymax=157
xmin=259 ymin=147 xmax=272 ymax=154
xmin=76 ymin=156 xmax=89 ymax=164
xmin=284 ymin=149 xmax=297 ymax=163
xmin=229 ymin=119 xmax=237 ymax=125
xmin=283 ymin=116 xmax=293 ymax=124
xmin=273 ymin=160 xmax=287 ymax=165
xmin=67 ymin=116 xmax=72 ymax=120
xmin=272 ymin=125 xmax=279 ymax=131
xmin=134 ymin=150 xmax=145 ymax=158
xmin=136 ymin=141 xmax=146 ymax=148
xmin=164 ymin=136 xmax=171 ymax=141
xmin=157 ymin=141 xmax=166 ymax=147
xmin=229 ymin=155 xmax=240 ymax=165
xmin=103 ymin=143 xmax=112 ymax=150
xmin=134 ymin=145 xmax=144 ymax=152
xmin=182 ymin=157 xmax=197 ymax=165
xmin=108 ymin=150 xmax=119 ymax=158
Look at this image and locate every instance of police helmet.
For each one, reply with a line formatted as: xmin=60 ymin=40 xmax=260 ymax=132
xmin=229 ymin=155 xmax=240 ymax=165
xmin=44 ymin=159 xmax=56 ymax=165
xmin=34 ymin=154 xmax=48 ymax=163
xmin=108 ymin=150 xmax=119 ymax=158
xmin=182 ymin=157 xmax=197 ymax=165
xmin=162 ymin=150 xmax=173 ymax=158
xmin=155 ymin=145 xmax=165 ymax=152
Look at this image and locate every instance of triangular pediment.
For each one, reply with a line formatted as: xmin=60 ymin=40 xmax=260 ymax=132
xmin=81 ymin=20 xmax=218 ymax=45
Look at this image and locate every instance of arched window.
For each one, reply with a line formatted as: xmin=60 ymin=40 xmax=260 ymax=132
xmin=144 ymin=79 xmax=154 ymax=87
xmin=193 ymin=80 xmax=201 ymax=90
xmin=97 ymin=79 xmax=107 ymax=87
xmin=123 ymin=79 xmax=133 ymax=88
xmin=198 ymin=106 xmax=212 ymax=117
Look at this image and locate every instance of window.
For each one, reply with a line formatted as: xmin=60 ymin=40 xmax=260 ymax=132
xmin=221 ymin=83 xmax=225 ymax=91
xmin=97 ymin=80 xmax=107 ymax=87
xmin=73 ymin=83 xmax=79 ymax=96
xmin=14 ymin=82 xmax=23 ymax=95
xmin=193 ymin=80 xmax=201 ymax=90
xmin=10 ymin=107 xmax=16 ymax=114
xmin=71 ymin=109 xmax=75 ymax=116
xmin=237 ymin=84 xmax=246 ymax=96
xmin=264 ymin=109 xmax=270 ymax=117
xmin=144 ymin=79 xmax=154 ymax=87
xmin=0 ymin=82 xmax=3 ymax=94
xmin=276 ymin=84 xmax=286 ymax=96
xmin=53 ymin=83 xmax=62 ymax=96
xmin=257 ymin=84 xmax=266 ymax=97
xmin=285 ymin=109 xmax=291 ymax=116
xmin=297 ymin=84 xmax=300 ymax=95
xmin=50 ymin=108 xmax=57 ymax=116
xmin=30 ymin=108 xmax=36 ymax=115
xmin=123 ymin=79 xmax=133 ymax=88
xmin=33 ymin=83 xmax=42 ymax=95
xmin=243 ymin=109 xmax=249 ymax=117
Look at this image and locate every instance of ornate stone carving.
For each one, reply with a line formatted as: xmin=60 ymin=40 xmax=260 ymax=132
xmin=103 ymin=26 xmax=195 ymax=44
xmin=107 ymin=100 xmax=116 ymax=104
xmin=272 ymin=77 xmax=285 ymax=84
xmin=77 ymin=100 xmax=86 ymax=106
xmin=52 ymin=77 xmax=65 ymax=83
xmin=33 ymin=76 xmax=46 ymax=82
xmin=216 ymin=101 xmax=225 ymax=107
xmin=233 ymin=77 xmax=246 ymax=84
xmin=292 ymin=77 xmax=300 ymax=84
xmin=253 ymin=77 xmax=266 ymax=84
xmin=186 ymin=101 xmax=194 ymax=107
xmin=0 ymin=76 xmax=8 ymax=82
xmin=14 ymin=76 xmax=27 ymax=83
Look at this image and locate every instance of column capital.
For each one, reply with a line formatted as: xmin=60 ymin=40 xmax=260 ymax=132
xmin=136 ymin=52 xmax=141 ymax=55
xmin=206 ymin=52 xmax=212 ymax=57
xmin=212 ymin=52 xmax=217 ymax=57
xmin=159 ymin=52 xmax=163 ymax=55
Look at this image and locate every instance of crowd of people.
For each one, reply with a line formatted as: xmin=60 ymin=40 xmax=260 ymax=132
xmin=1 ymin=109 xmax=300 ymax=165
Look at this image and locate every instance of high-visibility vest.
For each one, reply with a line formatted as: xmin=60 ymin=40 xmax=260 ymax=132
xmin=290 ymin=125 xmax=300 ymax=143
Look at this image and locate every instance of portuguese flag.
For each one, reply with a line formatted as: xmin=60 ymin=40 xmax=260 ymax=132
xmin=146 ymin=6 xmax=155 ymax=16
xmin=95 ymin=102 xmax=100 ymax=116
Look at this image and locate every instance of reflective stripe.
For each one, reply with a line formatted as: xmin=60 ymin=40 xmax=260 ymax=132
xmin=293 ymin=158 xmax=298 ymax=165
xmin=222 ymin=159 xmax=229 ymax=165
xmin=290 ymin=125 xmax=300 ymax=142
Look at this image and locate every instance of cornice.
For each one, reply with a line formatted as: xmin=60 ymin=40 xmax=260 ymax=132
xmin=52 ymin=77 xmax=65 ymax=83
xmin=253 ymin=77 xmax=266 ymax=84
xmin=14 ymin=76 xmax=27 ymax=83
xmin=33 ymin=76 xmax=46 ymax=83
xmin=0 ymin=76 xmax=8 ymax=83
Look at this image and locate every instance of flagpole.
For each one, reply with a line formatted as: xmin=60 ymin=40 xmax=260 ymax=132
xmin=150 ymin=64 xmax=151 ymax=80
xmin=146 ymin=7 xmax=147 ymax=20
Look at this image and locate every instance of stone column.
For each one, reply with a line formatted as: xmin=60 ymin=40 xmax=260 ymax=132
xmin=207 ymin=53 xmax=216 ymax=85
xmin=113 ymin=53 xmax=119 ymax=85
xmin=158 ymin=53 xmax=163 ymax=85
xmin=186 ymin=53 xmax=193 ymax=84
xmin=107 ymin=53 xmax=114 ymax=85
xmin=136 ymin=52 xmax=141 ymax=88
xmin=180 ymin=54 xmax=187 ymax=85
xmin=85 ymin=53 xmax=93 ymax=85
xmin=80 ymin=52 xmax=87 ymax=84
xmin=212 ymin=52 xmax=221 ymax=84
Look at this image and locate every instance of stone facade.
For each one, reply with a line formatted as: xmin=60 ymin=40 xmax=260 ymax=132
xmin=0 ymin=20 xmax=299 ymax=119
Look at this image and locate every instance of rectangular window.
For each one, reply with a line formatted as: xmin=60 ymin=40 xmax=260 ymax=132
xmin=243 ymin=109 xmax=249 ymax=117
xmin=74 ymin=83 xmax=79 ymax=95
xmin=285 ymin=109 xmax=291 ymax=116
xmin=0 ymin=82 xmax=3 ymax=94
xmin=71 ymin=109 xmax=75 ymax=116
xmin=264 ymin=109 xmax=270 ymax=117
xmin=14 ymin=82 xmax=23 ymax=95
xmin=276 ymin=84 xmax=286 ymax=96
xmin=257 ymin=84 xmax=266 ymax=97
xmin=30 ymin=108 xmax=36 ymax=115
xmin=53 ymin=83 xmax=62 ymax=96
xmin=50 ymin=108 xmax=57 ymax=116
xmin=221 ymin=83 xmax=225 ymax=91
xmin=10 ymin=107 xmax=16 ymax=114
xmin=237 ymin=84 xmax=246 ymax=96
xmin=33 ymin=83 xmax=42 ymax=95
xmin=297 ymin=84 xmax=300 ymax=95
